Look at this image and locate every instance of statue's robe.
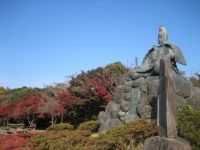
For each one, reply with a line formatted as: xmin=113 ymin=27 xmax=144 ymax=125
xmin=136 ymin=43 xmax=186 ymax=74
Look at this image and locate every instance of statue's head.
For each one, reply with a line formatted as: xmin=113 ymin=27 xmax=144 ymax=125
xmin=158 ymin=26 xmax=168 ymax=45
xmin=159 ymin=26 xmax=167 ymax=33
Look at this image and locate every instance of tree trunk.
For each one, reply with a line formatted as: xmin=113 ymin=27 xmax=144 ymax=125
xmin=6 ymin=118 xmax=9 ymax=127
xmin=55 ymin=117 xmax=57 ymax=124
xmin=27 ymin=115 xmax=36 ymax=128
xmin=51 ymin=115 xmax=54 ymax=125
xmin=3 ymin=117 xmax=8 ymax=127
xmin=61 ymin=114 xmax=64 ymax=123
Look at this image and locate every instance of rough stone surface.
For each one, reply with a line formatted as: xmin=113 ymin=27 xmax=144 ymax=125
xmin=98 ymin=70 xmax=200 ymax=132
xmin=187 ymin=86 xmax=200 ymax=110
xmin=142 ymin=136 xmax=191 ymax=150
xmin=120 ymin=100 xmax=131 ymax=112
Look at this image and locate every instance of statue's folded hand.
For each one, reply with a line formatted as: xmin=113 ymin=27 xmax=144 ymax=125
xmin=135 ymin=64 xmax=153 ymax=73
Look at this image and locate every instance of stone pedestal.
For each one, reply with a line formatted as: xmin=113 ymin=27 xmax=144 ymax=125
xmin=142 ymin=136 xmax=191 ymax=150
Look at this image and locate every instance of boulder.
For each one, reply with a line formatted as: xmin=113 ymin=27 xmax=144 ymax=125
xmin=142 ymin=136 xmax=191 ymax=150
xmin=98 ymin=70 xmax=200 ymax=132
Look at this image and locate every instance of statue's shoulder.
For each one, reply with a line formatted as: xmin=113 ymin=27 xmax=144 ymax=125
xmin=165 ymin=43 xmax=187 ymax=65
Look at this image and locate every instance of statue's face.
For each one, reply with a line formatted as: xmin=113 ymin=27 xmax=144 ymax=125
xmin=159 ymin=26 xmax=165 ymax=32
xmin=158 ymin=26 xmax=168 ymax=45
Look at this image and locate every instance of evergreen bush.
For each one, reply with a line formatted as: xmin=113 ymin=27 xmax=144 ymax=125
xmin=78 ymin=120 xmax=100 ymax=132
xmin=30 ymin=119 xmax=157 ymax=150
xmin=29 ymin=131 xmax=91 ymax=150
xmin=47 ymin=123 xmax=74 ymax=131
xmin=178 ymin=105 xmax=200 ymax=150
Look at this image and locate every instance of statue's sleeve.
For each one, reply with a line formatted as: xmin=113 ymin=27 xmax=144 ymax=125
xmin=136 ymin=48 xmax=154 ymax=73
xmin=165 ymin=43 xmax=187 ymax=65
xmin=167 ymin=49 xmax=175 ymax=59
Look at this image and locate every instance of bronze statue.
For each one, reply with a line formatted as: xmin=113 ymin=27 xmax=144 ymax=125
xmin=98 ymin=26 xmax=198 ymax=134
xmin=131 ymin=26 xmax=186 ymax=79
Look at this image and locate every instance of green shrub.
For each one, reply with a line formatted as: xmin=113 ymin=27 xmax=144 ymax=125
xmin=47 ymin=123 xmax=74 ymax=131
xmin=82 ymin=119 xmax=158 ymax=150
xmin=78 ymin=120 xmax=100 ymax=133
xmin=178 ymin=105 xmax=200 ymax=150
xmin=29 ymin=130 xmax=91 ymax=150
xmin=102 ymin=119 xmax=157 ymax=149
xmin=81 ymin=135 xmax=127 ymax=150
xmin=29 ymin=119 xmax=157 ymax=150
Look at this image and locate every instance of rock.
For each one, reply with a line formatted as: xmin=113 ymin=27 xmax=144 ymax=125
xmin=124 ymin=92 xmax=132 ymax=101
xmin=143 ymin=105 xmax=152 ymax=119
xmin=98 ymin=101 xmax=122 ymax=132
xmin=170 ymin=71 xmax=192 ymax=98
xmin=98 ymin=116 xmax=123 ymax=133
xmin=98 ymin=111 xmax=106 ymax=123
xmin=123 ymin=114 xmax=138 ymax=123
xmin=147 ymin=77 xmax=159 ymax=106
xmin=142 ymin=136 xmax=191 ymax=150
xmin=187 ymin=86 xmax=200 ymax=110
xmin=108 ymin=118 xmax=123 ymax=128
xmin=98 ymin=111 xmax=107 ymax=132
xmin=105 ymin=101 xmax=120 ymax=118
xmin=98 ymin=68 xmax=200 ymax=132
xmin=120 ymin=100 xmax=131 ymax=112
xmin=176 ymin=95 xmax=187 ymax=108
xmin=114 ymin=85 xmax=124 ymax=103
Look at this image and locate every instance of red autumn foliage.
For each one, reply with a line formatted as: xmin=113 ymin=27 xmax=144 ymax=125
xmin=11 ymin=92 xmax=45 ymax=118
xmin=68 ymin=62 xmax=128 ymax=106
xmin=10 ymin=91 xmax=46 ymax=126
xmin=68 ymin=73 xmax=114 ymax=105
xmin=0 ymin=104 xmax=14 ymax=126
xmin=16 ymin=132 xmax=38 ymax=138
xmin=0 ymin=105 xmax=9 ymax=117
xmin=58 ymin=92 xmax=85 ymax=108
xmin=86 ymin=77 xmax=113 ymax=103
xmin=0 ymin=133 xmax=38 ymax=150
xmin=0 ymin=135 xmax=26 ymax=150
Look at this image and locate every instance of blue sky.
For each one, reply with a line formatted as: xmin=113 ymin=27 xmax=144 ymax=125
xmin=0 ymin=0 xmax=200 ymax=88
